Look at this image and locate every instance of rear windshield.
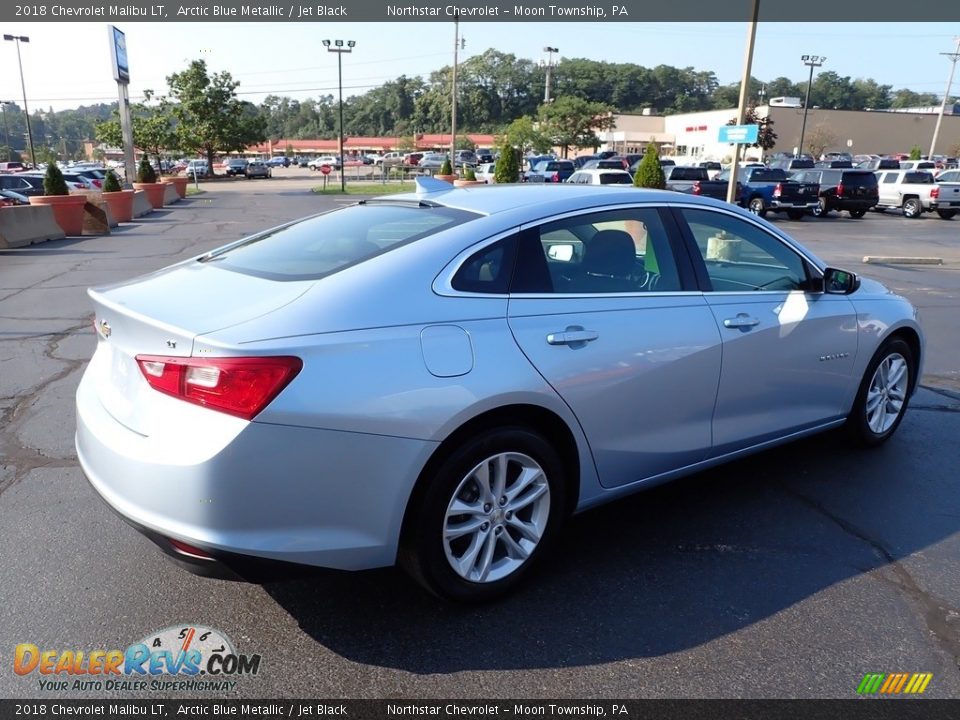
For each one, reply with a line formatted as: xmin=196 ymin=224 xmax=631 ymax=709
xmin=747 ymin=169 xmax=788 ymax=182
xmin=904 ymin=172 xmax=934 ymax=184
xmin=840 ymin=171 xmax=878 ymax=186
xmin=669 ymin=167 xmax=707 ymax=180
xmin=202 ymin=204 xmax=479 ymax=281
xmin=599 ymin=173 xmax=632 ymax=184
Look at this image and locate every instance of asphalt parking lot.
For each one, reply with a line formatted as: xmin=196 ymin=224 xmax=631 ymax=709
xmin=1 ymin=174 xmax=958 ymax=699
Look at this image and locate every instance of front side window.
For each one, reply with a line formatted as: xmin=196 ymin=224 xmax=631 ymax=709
xmin=679 ymin=208 xmax=809 ymax=293
xmin=511 ymin=209 xmax=682 ymax=294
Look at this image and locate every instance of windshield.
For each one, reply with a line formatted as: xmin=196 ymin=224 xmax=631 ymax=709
xmin=203 ymin=203 xmax=479 ymax=281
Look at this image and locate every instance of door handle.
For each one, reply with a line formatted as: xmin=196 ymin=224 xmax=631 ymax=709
xmin=546 ymin=329 xmax=599 ymax=345
xmin=723 ymin=315 xmax=760 ymax=329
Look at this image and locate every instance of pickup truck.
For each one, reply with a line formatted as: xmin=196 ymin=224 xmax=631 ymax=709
xmin=523 ymin=159 xmax=576 ymax=183
xmin=662 ymin=166 xmax=732 ymax=200
xmin=874 ymin=170 xmax=956 ymax=219
xmin=722 ymin=167 xmax=820 ymax=219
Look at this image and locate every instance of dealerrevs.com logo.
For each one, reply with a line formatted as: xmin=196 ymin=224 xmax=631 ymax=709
xmin=14 ymin=625 xmax=262 ymax=693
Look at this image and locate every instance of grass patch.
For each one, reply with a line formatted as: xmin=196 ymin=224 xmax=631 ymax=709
xmin=312 ymin=182 xmax=416 ymax=195
xmin=185 ymin=186 xmax=206 ymax=196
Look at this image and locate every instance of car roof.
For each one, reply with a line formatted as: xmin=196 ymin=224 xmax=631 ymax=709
xmin=387 ymin=178 xmax=716 ymax=217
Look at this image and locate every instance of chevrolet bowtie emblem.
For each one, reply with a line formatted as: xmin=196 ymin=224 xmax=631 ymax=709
xmin=98 ymin=319 xmax=111 ymax=338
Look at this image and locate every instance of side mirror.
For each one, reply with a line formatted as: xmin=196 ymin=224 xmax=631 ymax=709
xmin=823 ymin=267 xmax=860 ymax=295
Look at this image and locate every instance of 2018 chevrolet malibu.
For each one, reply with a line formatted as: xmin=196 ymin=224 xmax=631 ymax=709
xmin=76 ymin=178 xmax=923 ymax=602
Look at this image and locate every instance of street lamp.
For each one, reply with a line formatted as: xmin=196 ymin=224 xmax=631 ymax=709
xmin=798 ymin=54 xmax=825 ymax=159
xmin=4 ymin=34 xmax=36 ymax=170
xmin=541 ymin=47 xmax=559 ymax=103
xmin=323 ymin=38 xmax=355 ymax=193
xmin=0 ymin=101 xmax=13 ymax=162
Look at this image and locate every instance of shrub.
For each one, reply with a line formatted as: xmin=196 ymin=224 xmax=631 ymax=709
xmin=103 ymin=170 xmax=122 ymax=193
xmin=43 ymin=163 xmax=70 ymax=196
xmin=633 ymin=143 xmax=666 ymax=189
xmin=463 ymin=165 xmax=477 ymax=181
xmin=909 ymin=145 xmax=923 ymax=160
xmin=494 ymin=143 xmax=519 ymax=183
xmin=136 ymin=155 xmax=157 ymax=183
xmin=439 ymin=157 xmax=453 ymax=175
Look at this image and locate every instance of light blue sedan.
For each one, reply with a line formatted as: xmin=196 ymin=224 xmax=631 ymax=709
xmin=76 ymin=177 xmax=923 ymax=601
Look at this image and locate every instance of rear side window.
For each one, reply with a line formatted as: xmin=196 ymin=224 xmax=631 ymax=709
xmin=599 ymin=173 xmax=632 ymax=185
xmin=904 ymin=172 xmax=934 ymax=184
xmin=205 ymin=204 xmax=478 ymax=281
xmin=750 ymin=169 xmax=788 ymax=182
xmin=670 ymin=168 xmax=705 ymax=181
xmin=452 ymin=237 xmax=517 ymax=294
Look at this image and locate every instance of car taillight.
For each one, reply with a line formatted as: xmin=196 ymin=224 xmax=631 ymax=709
xmin=93 ymin=179 xmax=102 ymax=188
xmin=551 ymin=173 xmax=560 ymax=183
xmin=73 ymin=182 xmax=85 ymax=189
xmin=931 ymin=186 xmax=940 ymax=199
xmin=135 ymin=355 xmax=302 ymax=420
xmin=773 ymin=183 xmax=782 ymax=197
xmin=836 ymin=183 xmax=844 ymax=197
xmin=692 ymin=180 xmax=702 ymax=195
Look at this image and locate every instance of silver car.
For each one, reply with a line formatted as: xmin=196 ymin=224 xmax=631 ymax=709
xmin=77 ymin=178 xmax=923 ymax=602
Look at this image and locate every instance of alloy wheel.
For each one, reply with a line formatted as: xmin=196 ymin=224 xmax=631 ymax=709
xmin=865 ymin=353 xmax=908 ymax=435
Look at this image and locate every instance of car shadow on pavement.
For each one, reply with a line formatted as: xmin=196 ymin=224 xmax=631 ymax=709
xmin=263 ymin=414 xmax=960 ymax=673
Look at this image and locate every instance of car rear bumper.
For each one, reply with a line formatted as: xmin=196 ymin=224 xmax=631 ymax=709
xmin=76 ymin=365 xmax=435 ymax=573
xmin=769 ymin=200 xmax=819 ymax=210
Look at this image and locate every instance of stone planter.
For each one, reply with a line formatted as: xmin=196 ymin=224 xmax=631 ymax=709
xmin=453 ymin=179 xmax=484 ymax=188
xmin=28 ymin=194 xmax=87 ymax=236
xmin=132 ymin=182 xmax=166 ymax=209
xmin=434 ymin=174 xmax=458 ymax=183
xmin=163 ymin=176 xmax=189 ymax=199
xmin=101 ymin=190 xmax=135 ymax=223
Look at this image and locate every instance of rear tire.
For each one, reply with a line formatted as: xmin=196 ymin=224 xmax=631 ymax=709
xmin=748 ymin=197 xmax=767 ymax=218
xmin=902 ymin=197 xmax=922 ymax=218
xmin=399 ymin=427 xmax=566 ymax=602
xmin=849 ymin=209 xmax=866 ymax=218
xmin=812 ymin=197 xmax=830 ymax=217
xmin=846 ymin=337 xmax=914 ymax=447
xmin=786 ymin=209 xmax=804 ymax=220
xmin=937 ymin=209 xmax=956 ymax=220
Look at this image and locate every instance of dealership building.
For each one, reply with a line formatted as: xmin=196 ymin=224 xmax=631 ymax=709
xmin=599 ymin=104 xmax=960 ymax=162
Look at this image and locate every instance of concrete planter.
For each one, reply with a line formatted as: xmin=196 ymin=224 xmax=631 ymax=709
xmin=101 ymin=190 xmax=135 ymax=223
xmin=28 ymin=194 xmax=87 ymax=236
xmin=164 ymin=177 xmax=189 ymax=199
xmin=132 ymin=182 xmax=167 ymax=209
xmin=434 ymin=174 xmax=457 ymax=183
xmin=453 ymin=179 xmax=484 ymax=188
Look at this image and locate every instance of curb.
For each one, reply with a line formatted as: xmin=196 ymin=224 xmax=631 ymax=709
xmin=862 ymin=256 xmax=943 ymax=265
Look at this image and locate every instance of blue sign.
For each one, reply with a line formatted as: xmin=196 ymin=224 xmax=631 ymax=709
xmin=108 ymin=25 xmax=130 ymax=85
xmin=718 ymin=124 xmax=759 ymax=144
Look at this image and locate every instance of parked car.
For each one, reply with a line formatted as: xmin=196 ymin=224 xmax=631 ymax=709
xmin=185 ymin=160 xmax=210 ymax=178
xmin=475 ymin=148 xmax=494 ymax=164
xmin=244 ymin=160 xmax=271 ymax=179
xmin=723 ymin=167 xmax=820 ymax=220
xmin=874 ymin=169 xmax=954 ymax=219
xmin=573 ymin=154 xmax=598 ymax=169
xmin=0 ymin=161 xmax=28 ymax=173
xmin=76 ymin=180 xmax=924 ymax=602
xmin=374 ymin=152 xmax=405 ymax=167
xmin=897 ymin=160 xmax=936 ymax=172
xmin=0 ymin=173 xmax=45 ymax=197
xmin=308 ymin=156 xmax=341 ymax=171
xmin=475 ymin=162 xmax=496 ymax=184
xmin=791 ymin=168 xmax=880 ymax=218
xmin=698 ymin=161 xmax=723 ymax=180
xmin=418 ymin=153 xmax=451 ymax=171
xmin=814 ymin=160 xmax=854 ymax=169
xmin=566 ymin=169 xmax=634 ymax=185
xmin=857 ymin=158 xmax=900 ymax=171
xmin=523 ymin=159 xmax=576 ymax=183
xmin=24 ymin=171 xmax=94 ymax=193
xmin=936 ymin=172 xmax=960 ymax=216
xmin=454 ymin=150 xmax=478 ymax=168
xmin=403 ymin=152 xmax=424 ymax=167
xmin=266 ymin=157 xmax=290 ymax=168
xmin=662 ymin=166 xmax=733 ymax=201
xmin=580 ymin=158 xmax=629 ymax=171
xmin=225 ymin=158 xmax=249 ymax=176
xmin=768 ymin=158 xmax=816 ymax=172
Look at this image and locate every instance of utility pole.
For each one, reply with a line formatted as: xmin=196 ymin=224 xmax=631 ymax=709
xmin=930 ymin=37 xmax=960 ymax=159
xmin=450 ymin=16 xmax=462 ymax=165
xmin=542 ymin=46 xmax=558 ymax=103
xmin=798 ymin=55 xmax=826 ymax=158
xmin=725 ymin=0 xmax=759 ymax=205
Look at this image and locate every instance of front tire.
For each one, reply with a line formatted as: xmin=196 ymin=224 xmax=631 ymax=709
xmin=812 ymin=197 xmax=830 ymax=217
xmin=787 ymin=209 xmax=805 ymax=220
xmin=849 ymin=209 xmax=866 ymax=218
xmin=846 ymin=338 xmax=914 ymax=447
xmin=400 ymin=428 xmax=566 ymax=602
xmin=937 ymin=209 xmax=956 ymax=220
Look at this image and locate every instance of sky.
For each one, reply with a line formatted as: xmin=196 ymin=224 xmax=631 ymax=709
xmin=2 ymin=22 xmax=959 ymax=113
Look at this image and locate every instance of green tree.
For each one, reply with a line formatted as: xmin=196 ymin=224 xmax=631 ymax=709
xmin=166 ymin=60 xmax=266 ymax=173
xmin=439 ymin=157 xmax=453 ymax=175
xmin=909 ymin=145 xmax=922 ymax=160
xmin=95 ymin=91 xmax=177 ymax=174
xmin=43 ymin=163 xmax=69 ymax=196
xmin=103 ymin=170 xmax=122 ymax=193
xmin=537 ymin=96 xmax=615 ymax=157
xmin=633 ymin=143 xmax=665 ymax=189
xmin=136 ymin=155 xmax=157 ymax=183
xmin=501 ymin=116 xmax=551 ymax=155
xmin=494 ymin=142 xmax=519 ymax=183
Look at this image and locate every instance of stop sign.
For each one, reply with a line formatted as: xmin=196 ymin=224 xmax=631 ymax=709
xmin=320 ymin=164 xmax=332 ymax=175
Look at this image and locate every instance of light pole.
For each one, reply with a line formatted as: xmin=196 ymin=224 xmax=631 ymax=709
xmin=798 ymin=55 xmax=825 ymax=159
xmin=930 ymin=37 xmax=960 ymax=159
xmin=4 ymin=34 xmax=36 ymax=170
xmin=449 ymin=17 xmax=463 ymax=165
xmin=323 ymin=38 xmax=355 ymax=193
xmin=541 ymin=46 xmax=559 ymax=103
xmin=0 ymin=101 xmax=13 ymax=162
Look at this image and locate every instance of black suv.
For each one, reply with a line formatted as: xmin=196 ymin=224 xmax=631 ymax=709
xmin=792 ymin=168 xmax=879 ymax=217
